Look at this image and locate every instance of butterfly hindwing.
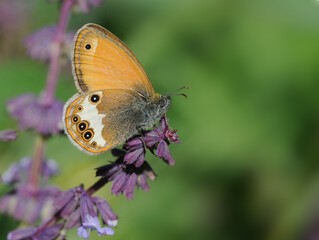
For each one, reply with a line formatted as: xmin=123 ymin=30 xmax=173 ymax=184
xmin=72 ymin=23 xmax=155 ymax=97
xmin=63 ymin=89 xmax=145 ymax=154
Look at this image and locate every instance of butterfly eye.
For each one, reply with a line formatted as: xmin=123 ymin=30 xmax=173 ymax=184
xmin=89 ymin=94 xmax=100 ymax=104
xmin=77 ymin=121 xmax=89 ymax=132
xmin=72 ymin=115 xmax=80 ymax=123
xmin=159 ymin=99 xmax=166 ymax=108
xmin=83 ymin=129 xmax=94 ymax=141
xmin=85 ymin=44 xmax=91 ymax=50
xmin=77 ymin=105 xmax=83 ymax=112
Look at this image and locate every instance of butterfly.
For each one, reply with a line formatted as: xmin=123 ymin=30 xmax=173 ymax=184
xmin=63 ymin=23 xmax=172 ymax=155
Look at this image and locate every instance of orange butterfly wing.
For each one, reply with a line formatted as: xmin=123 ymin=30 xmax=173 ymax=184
xmin=72 ymin=23 xmax=155 ymax=97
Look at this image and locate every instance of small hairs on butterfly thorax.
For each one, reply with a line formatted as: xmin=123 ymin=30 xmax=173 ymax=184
xmin=142 ymin=95 xmax=171 ymax=129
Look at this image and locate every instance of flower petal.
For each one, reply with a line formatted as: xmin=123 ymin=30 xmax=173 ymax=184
xmin=95 ymin=162 xmax=123 ymax=179
xmin=125 ymin=137 xmax=143 ymax=150
xmin=60 ymin=198 xmax=78 ymax=218
xmin=7 ymin=227 xmax=37 ymax=240
xmin=111 ymin=171 xmax=128 ymax=196
xmin=156 ymin=140 xmax=167 ymax=158
xmin=23 ymin=26 xmax=74 ymax=62
xmin=6 ymin=93 xmax=63 ymax=136
xmin=158 ymin=115 xmax=168 ymax=132
xmin=97 ymin=227 xmax=115 ymax=236
xmin=2 ymin=162 xmax=21 ymax=184
xmin=124 ymin=173 xmax=137 ymax=200
xmin=36 ymin=224 xmax=63 ymax=240
xmin=163 ymin=150 xmax=176 ymax=166
xmin=136 ymin=174 xmax=150 ymax=192
xmin=54 ymin=187 xmax=77 ymax=211
xmin=66 ymin=208 xmax=81 ymax=229
xmin=124 ymin=148 xmax=144 ymax=165
xmin=77 ymin=226 xmax=90 ymax=239
xmin=144 ymin=130 xmax=161 ymax=147
xmin=0 ymin=129 xmax=17 ymax=141
xmin=80 ymin=193 xmax=97 ymax=221
xmin=165 ymin=129 xmax=181 ymax=143
xmin=92 ymin=196 xmax=118 ymax=227
xmin=82 ymin=215 xmax=100 ymax=230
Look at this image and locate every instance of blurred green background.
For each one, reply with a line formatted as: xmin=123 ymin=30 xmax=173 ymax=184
xmin=1 ymin=0 xmax=319 ymax=239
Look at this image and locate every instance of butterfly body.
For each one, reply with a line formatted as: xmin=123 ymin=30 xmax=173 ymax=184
xmin=63 ymin=24 xmax=171 ymax=154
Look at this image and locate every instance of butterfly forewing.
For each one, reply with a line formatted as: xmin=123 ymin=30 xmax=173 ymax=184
xmin=72 ymin=24 xmax=155 ymax=97
xmin=64 ymin=89 xmax=145 ymax=154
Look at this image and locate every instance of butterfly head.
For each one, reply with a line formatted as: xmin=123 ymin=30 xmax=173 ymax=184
xmin=148 ymin=86 xmax=188 ymax=124
xmin=144 ymin=94 xmax=171 ymax=128
xmin=158 ymin=94 xmax=172 ymax=115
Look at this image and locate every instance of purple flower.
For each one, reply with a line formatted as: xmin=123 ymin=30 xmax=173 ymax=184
xmin=123 ymin=136 xmax=145 ymax=167
xmin=0 ymin=1 xmax=29 ymax=41
xmin=46 ymin=0 xmax=103 ymax=12
xmin=77 ymin=215 xmax=114 ymax=239
xmin=24 ymin=26 xmax=75 ymax=62
xmin=0 ymin=157 xmax=60 ymax=224
xmin=0 ymin=184 xmax=60 ymax=224
xmin=0 ymin=1 xmax=20 ymax=25
xmin=54 ymin=186 xmax=84 ymax=228
xmin=6 ymin=93 xmax=64 ymax=136
xmin=54 ymin=186 xmax=117 ymax=236
xmin=2 ymin=157 xmax=59 ymax=184
xmin=92 ymin=196 xmax=118 ymax=227
xmin=80 ymin=192 xmax=98 ymax=219
xmin=96 ymin=152 xmax=157 ymax=200
xmin=7 ymin=224 xmax=63 ymax=240
xmin=0 ymin=129 xmax=17 ymax=141
xmin=7 ymin=227 xmax=37 ymax=240
xmin=34 ymin=224 xmax=63 ymax=240
xmin=144 ymin=115 xmax=181 ymax=165
xmin=74 ymin=0 xmax=103 ymax=13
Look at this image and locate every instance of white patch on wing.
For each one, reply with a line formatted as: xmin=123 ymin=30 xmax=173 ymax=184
xmin=77 ymin=91 xmax=106 ymax=147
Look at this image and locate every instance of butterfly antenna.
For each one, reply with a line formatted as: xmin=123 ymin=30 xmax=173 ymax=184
xmin=166 ymin=86 xmax=188 ymax=95
xmin=166 ymin=86 xmax=188 ymax=99
xmin=169 ymin=93 xmax=188 ymax=99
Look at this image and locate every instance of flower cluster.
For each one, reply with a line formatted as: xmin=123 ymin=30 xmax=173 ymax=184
xmin=2 ymin=157 xmax=59 ymax=184
xmin=0 ymin=157 xmax=60 ymax=225
xmin=144 ymin=115 xmax=181 ymax=165
xmin=46 ymin=0 xmax=103 ymax=13
xmin=6 ymin=94 xmax=64 ymax=136
xmin=24 ymin=26 xmax=75 ymax=62
xmin=6 ymin=185 xmax=118 ymax=240
xmin=0 ymin=129 xmax=17 ymax=142
xmin=74 ymin=0 xmax=103 ymax=13
xmin=55 ymin=186 xmax=117 ymax=238
xmin=4 ymin=114 xmax=181 ymax=239
xmin=96 ymin=115 xmax=181 ymax=200
xmin=7 ymin=224 xmax=63 ymax=240
xmin=121 ymin=115 xmax=181 ymax=168
xmin=96 ymin=151 xmax=156 ymax=199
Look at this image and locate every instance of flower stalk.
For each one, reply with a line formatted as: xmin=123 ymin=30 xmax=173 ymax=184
xmin=43 ymin=0 xmax=74 ymax=106
xmin=28 ymin=135 xmax=46 ymax=189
